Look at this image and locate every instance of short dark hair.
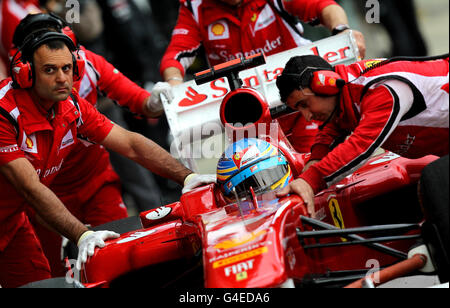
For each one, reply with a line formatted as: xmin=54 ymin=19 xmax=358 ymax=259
xmin=22 ymin=37 xmax=68 ymax=62
xmin=276 ymin=55 xmax=333 ymax=102
xmin=38 ymin=39 xmax=67 ymax=53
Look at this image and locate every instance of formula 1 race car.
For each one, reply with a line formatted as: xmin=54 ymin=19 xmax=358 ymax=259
xmin=22 ymin=34 xmax=449 ymax=289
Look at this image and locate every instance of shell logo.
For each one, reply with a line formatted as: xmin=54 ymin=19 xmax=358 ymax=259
xmin=251 ymin=13 xmax=257 ymax=22
xmin=329 ymin=78 xmax=336 ymax=86
xmin=21 ymin=133 xmax=37 ymax=153
xmin=211 ymin=23 xmax=225 ymax=36
xmin=208 ymin=20 xmax=229 ymax=40
xmin=26 ymin=137 xmax=33 ymax=149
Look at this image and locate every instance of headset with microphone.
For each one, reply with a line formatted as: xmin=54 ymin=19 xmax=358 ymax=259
xmin=9 ymin=30 xmax=85 ymax=89
xmin=280 ymin=66 xmax=345 ymax=129
xmin=281 ymin=66 xmax=346 ymax=97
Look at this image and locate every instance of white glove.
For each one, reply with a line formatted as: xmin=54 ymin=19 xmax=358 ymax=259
xmin=76 ymin=230 xmax=120 ymax=270
xmin=182 ymin=173 xmax=216 ymax=194
xmin=147 ymin=81 xmax=174 ymax=113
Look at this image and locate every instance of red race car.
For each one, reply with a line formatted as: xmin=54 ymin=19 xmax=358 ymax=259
xmin=22 ymin=48 xmax=449 ymax=289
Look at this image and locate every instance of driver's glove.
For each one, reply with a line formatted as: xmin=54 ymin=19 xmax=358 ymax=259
xmin=147 ymin=82 xmax=174 ymax=113
xmin=76 ymin=230 xmax=120 ymax=270
xmin=182 ymin=173 xmax=216 ymax=194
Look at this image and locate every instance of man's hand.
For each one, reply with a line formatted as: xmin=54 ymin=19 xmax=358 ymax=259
xmin=345 ymin=29 xmax=366 ymax=59
xmin=276 ymin=178 xmax=315 ymax=217
xmin=320 ymin=4 xmax=366 ymax=59
xmin=182 ymin=173 xmax=216 ymax=194
xmin=146 ymin=82 xmax=174 ymax=114
xmin=76 ymin=230 xmax=120 ymax=270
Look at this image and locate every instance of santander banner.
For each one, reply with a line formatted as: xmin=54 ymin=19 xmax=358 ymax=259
xmin=162 ymin=32 xmax=360 ymax=171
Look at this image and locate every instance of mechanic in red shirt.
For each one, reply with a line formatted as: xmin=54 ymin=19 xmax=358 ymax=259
xmin=0 ymin=0 xmax=40 ymax=64
xmin=160 ymin=0 xmax=366 ymax=153
xmin=0 ymin=30 xmax=212 ymax=288
xmin=161 ymin=0 xmax=365 ymax=82
xmin=8 ymin=13 xmax=176 ymax=277
xmin=275 ymin=54 xmax=449 ymax=216
xmin=0 ymin=0 xmax=40 ymax=78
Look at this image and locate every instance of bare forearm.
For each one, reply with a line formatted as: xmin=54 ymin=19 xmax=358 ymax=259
xmin=0 ymin=159 xmax=88 ymax=243
xmin=101 ymin=125 xmax=193 ymax=184
xmin=130 ymin=132 xmax=192 ymax=184
xmin=320 ymin=4 xmax=366 ymax=58
xmin=163 ymin=67 xmax=184 ymax=86
xmin=121 ymin=131 xmax=192 ymax=185
xmin=23 ymin=183 xmax=88 ymax=243
xmin=320 ymin=4 xmax=349 ymax=31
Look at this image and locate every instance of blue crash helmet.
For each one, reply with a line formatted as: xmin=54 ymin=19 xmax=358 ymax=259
xmin=217 ymin=138 xmax=293 ymax=199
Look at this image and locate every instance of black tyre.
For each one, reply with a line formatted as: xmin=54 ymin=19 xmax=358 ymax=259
xmin=91 ymin=216 xmax=143 ymax=234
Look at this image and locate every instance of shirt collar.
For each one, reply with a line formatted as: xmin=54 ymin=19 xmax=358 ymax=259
xmin=203 ymin=0 xmax=261 ymax=26
xmin=14 ymin=89 xmax=78 ymax=135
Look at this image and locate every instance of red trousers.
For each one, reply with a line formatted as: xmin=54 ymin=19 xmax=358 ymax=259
xmin=0 ymin=215 xmax=51 ymax=288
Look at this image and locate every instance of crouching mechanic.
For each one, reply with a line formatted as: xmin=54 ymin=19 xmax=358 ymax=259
xmin=275 ymin=54 xmax=449 ymax=216
xmin=10 ymin=13 xmax=174 ymax=277
xmin=0 ymin=31 xmax=214 ymax=288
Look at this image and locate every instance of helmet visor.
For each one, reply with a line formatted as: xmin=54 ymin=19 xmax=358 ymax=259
xmin=229 ymin=161 xmax=291 ymax=199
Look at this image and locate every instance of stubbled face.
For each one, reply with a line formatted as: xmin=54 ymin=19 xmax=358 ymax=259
xmin=286 ymin=88 xmax=338 ymax=122
xmin=219 ymin=0 xmax=243 ymax=6
xmin=31 ymin=44 xmax=73 ymax=108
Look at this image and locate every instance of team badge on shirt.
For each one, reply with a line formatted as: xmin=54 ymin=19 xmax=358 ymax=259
xmin=20 ymin=132 xmax=37 ymax=154
xmin=60 ymin=129 xmax=75 ymax=150
xmin=208 ymin=20 xmax=230 ymax=40
xmin=253 ymin=4 xmax=276 ymax=34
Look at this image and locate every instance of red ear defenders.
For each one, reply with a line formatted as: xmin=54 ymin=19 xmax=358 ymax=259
xmin=310 ymin=70 xmax=346 ymax=96
xmin=282 ymin=66 xmax=346 ymax=96
xmin=10 ymin=31 xmax=84 ymax=89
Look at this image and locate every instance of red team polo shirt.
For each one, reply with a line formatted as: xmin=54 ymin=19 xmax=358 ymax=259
xmin=0 ymin=0 xmax=40 ymax=65
xmin=0 ymin=78 xmax=114 ymax=251
xmin=49 ymin=46 xmax=150 ymax=204
xmin=160 ymin=0 xmax=336 ymax=76
xmin=302 ymin=58 xmax=449 ymax=193
xmin=160 ymin=0 xmax=336 ymax=153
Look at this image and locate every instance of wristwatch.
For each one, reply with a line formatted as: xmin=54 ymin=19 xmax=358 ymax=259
xmin=332 ymin=24 xmax=350 ymax=35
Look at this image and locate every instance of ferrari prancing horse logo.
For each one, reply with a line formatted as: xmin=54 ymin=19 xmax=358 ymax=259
xmin=328 ymin=197 xmax=347 ymax=242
